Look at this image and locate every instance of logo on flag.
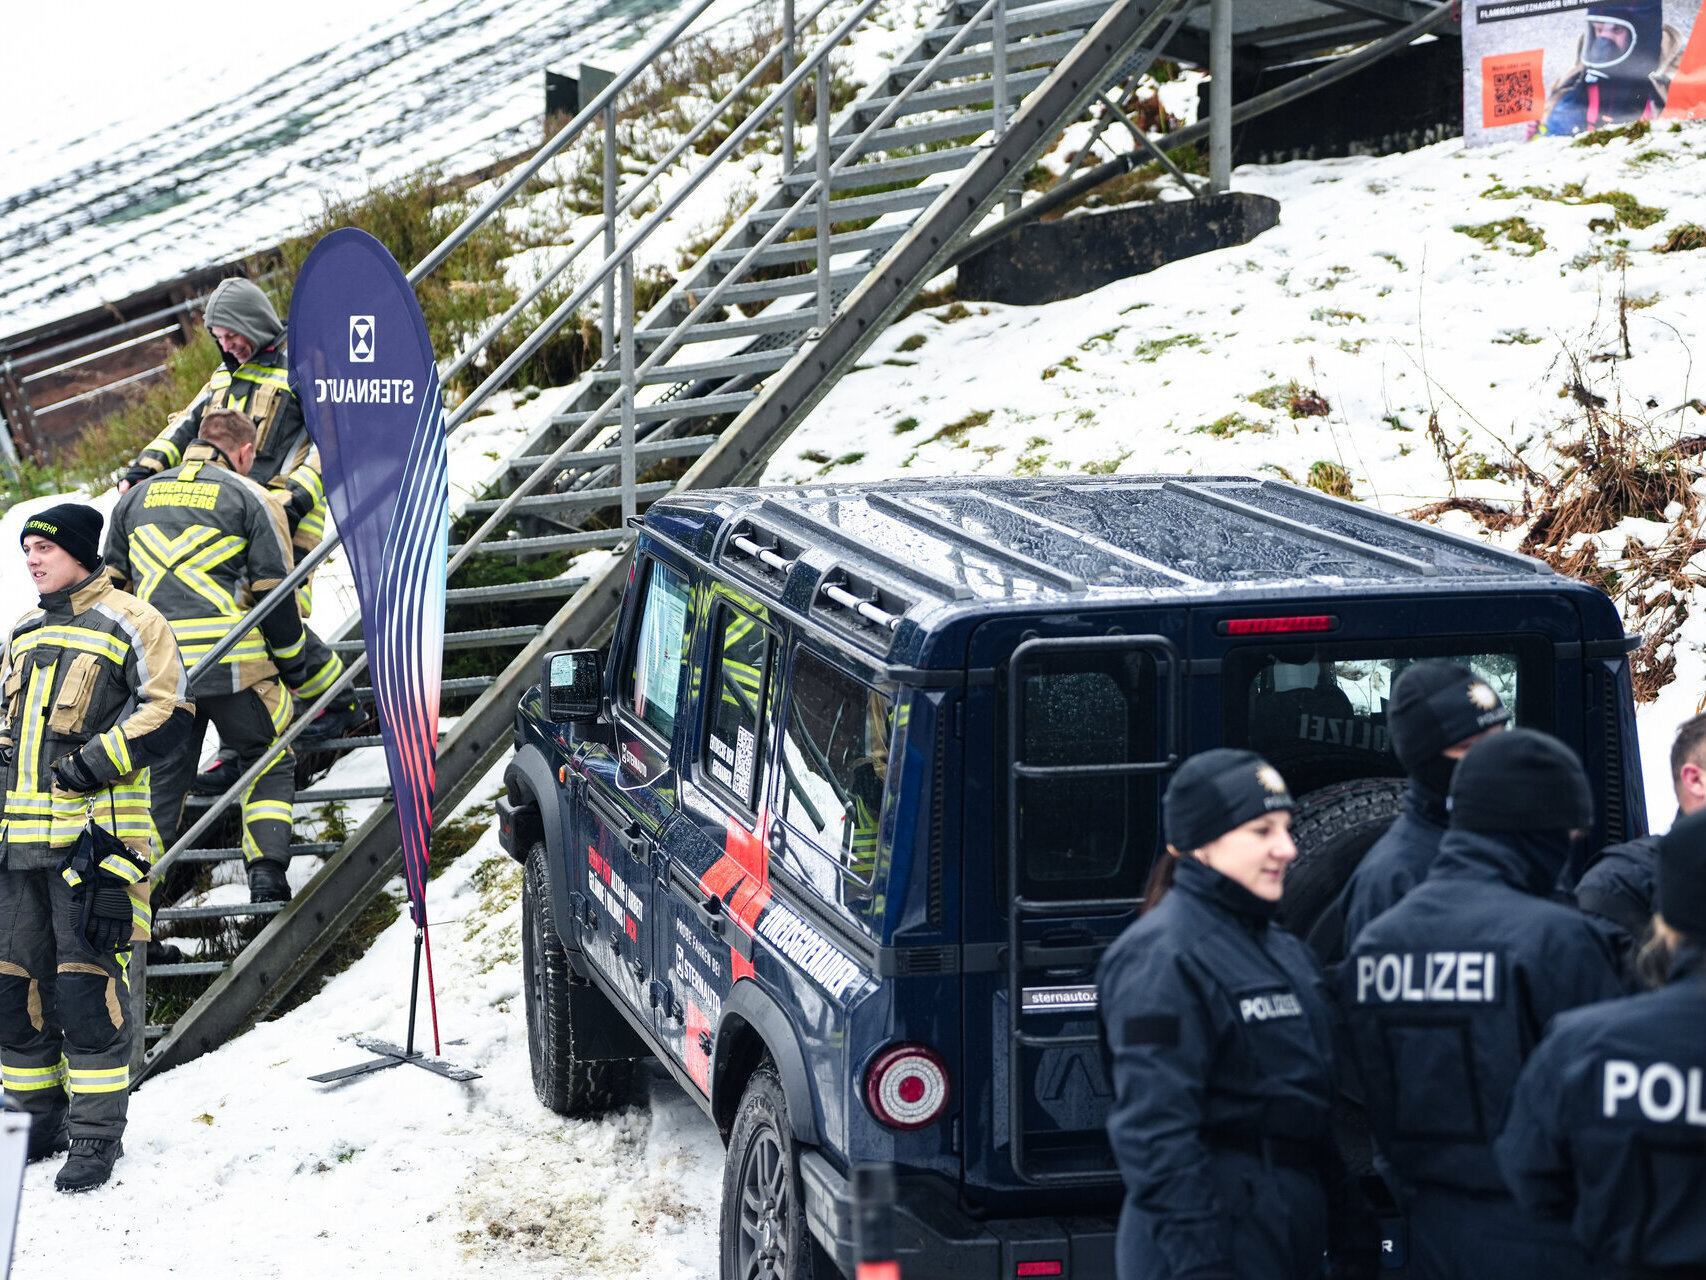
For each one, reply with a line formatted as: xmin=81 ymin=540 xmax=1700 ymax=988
xmin=349 ymin=315 xmax=376 ymax=363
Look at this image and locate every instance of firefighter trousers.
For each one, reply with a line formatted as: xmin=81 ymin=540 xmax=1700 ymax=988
xmin=150 ymin=681 xmax=294 ymax=864
xmin=0 ymin=867 xmax=134 ymax=1140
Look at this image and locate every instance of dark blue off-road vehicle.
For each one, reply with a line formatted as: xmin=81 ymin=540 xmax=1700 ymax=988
xmin=498 ymin=475 xmax=1642 ymax=1279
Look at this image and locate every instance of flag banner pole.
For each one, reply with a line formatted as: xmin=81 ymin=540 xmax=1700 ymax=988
xmin=289 ymin=227 xmax=475 ymax=1085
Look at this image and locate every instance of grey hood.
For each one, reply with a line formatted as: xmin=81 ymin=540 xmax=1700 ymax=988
xmin=203 ymin=277 xmax=284 ymax=350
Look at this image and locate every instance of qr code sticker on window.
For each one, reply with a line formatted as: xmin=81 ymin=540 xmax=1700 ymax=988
xmin=1480 ymin=50 xmax=1543 ymax=128
xmin=1491 ymin=66 xmax=1536 ymax=120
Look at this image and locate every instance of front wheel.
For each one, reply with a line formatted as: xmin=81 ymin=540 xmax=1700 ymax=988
xmin=721 ymin=1061 xmax=822 ymax=1280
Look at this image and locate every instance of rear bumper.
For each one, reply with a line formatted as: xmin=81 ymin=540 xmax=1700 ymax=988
xmin=800 ymin=1151 xmax=1116 ymax=1278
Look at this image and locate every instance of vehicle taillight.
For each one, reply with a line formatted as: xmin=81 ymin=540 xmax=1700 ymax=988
xmin=1016 ymin=1264 xmax=1063 ymax=1278
xmin=863 ymin=1043 xmax=950 ymax=1130
xmin=1216 ymin=614 xmax=1338 ymax=636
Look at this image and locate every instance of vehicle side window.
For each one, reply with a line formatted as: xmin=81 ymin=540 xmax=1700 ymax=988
xmin=705 ymin=606 xmax=774 ymax=809
xmin=621 ymin=557 xmax=692 ymax=741
xmin=780 ymin=648 xmax=893 ymax=884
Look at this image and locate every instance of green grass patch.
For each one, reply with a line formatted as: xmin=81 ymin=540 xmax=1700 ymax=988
xmin=1573 ymin=119 xmax=1650 ymax=147
xmin=892 ymin=416 xmax=920 ymax=434
xmin=1659 ymin=224 xmax=1706 ymax=253
xmin=1455 ymin=217 xmax=1548 ymax=255
xmin=1310 ymin=308 xmax=1366 ymax=325
xmin=928 ymin=409 xmax=992 ymax=444
xmin=1193 ymin=413 xmax=1267 ymax=439
xmin=1134 ymin=334 xmax=1202 ymax=361
xmin=896 ymin=333 xmax=927 ymax=353
xmin=1308 ymin=460 xmax=1354 ymax=498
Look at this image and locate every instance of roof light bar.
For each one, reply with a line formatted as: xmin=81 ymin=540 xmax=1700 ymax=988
xmin=1217 ymin=614 xmax=1339 ymax=637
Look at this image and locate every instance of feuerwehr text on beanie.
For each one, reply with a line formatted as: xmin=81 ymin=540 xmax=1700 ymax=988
xmin=1164 ymin=748 xmax=1295 ymax=851
xmin=1447 ymin=728 xmax=1592 ymax=832
xmin=20 ymin=503 xmax=103 ymax=572
xmin=1388 ymin=659 xmax=1512 ymax=772
xmin=1657 ymin=807 xmax=1706 ymax=937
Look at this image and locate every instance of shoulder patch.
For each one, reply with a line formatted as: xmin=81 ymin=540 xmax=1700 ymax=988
xmin=1123 ymin=1015 xmax=1181 ymax=1047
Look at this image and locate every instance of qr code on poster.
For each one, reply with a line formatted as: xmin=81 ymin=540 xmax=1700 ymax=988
xmin=1490 ymin=66 xmax=1536 ymax=120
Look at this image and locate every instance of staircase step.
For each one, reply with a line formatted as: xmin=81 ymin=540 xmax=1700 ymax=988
xmin=147 ymin=962 xmax=229 ymax=980
xmin=551 ymin=390 xmax=756 ymax=429
xmin=637 ymin=310 xmax=810 ymax=348
xmin=155 ymin=901 xmax=288 ymax=923
xmin=587 ymin=347 xmax=796 ymax=387
xmin=926 ymin=0 xmax=1107 ymax=48
xmin=295 ymin=783 xmax=395 ymax=802
xmin=174 ymin=842 xmax=341 ymax=864
xmin=706 ymin=223 xmax=905 ymax=271
xmin=506 ymin=434 xmax=718 ymax=475
xmin=853 ymin=110 xmax=996 ymax=155
xmin=853 ymin=68 xmax=1050 ymax=122
xmin=445 ymin=575 xmax=587 ymax=603
xmin=710 ymin=268 xmax=867 ymax=308
xmin=450 ymin=529 xmax=630 ymax=557
xmin=461 ymin=480 xmax=675 ymax=517
xmin=890 ymin=29 xmax=1082 ymax=81
xmin=747 ymin=184 xmax=942 ymax=229
xmin=333 ymin=625 xmax=539 ymax=653
xmin=781 ymin=146 xmax=983 ymax=194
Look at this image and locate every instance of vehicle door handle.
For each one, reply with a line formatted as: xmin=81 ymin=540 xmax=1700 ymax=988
xmin=583 ymin=786 xmax=650 ymax=859
xmin=689 ymin=891 xmax=729 ymax=939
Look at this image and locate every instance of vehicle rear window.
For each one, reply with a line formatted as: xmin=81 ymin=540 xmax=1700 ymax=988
xmin=622 ymin=557 xmax=692 ymax=741
xmin=1227 ymin=641 xmax=1544 ymax=795
xmin=1012 ymin=645 xmax=1163 ymax=903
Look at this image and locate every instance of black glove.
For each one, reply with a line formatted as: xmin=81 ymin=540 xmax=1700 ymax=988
xmin=60 ymin=829 xmax=147 ymax=954
xmin=120 ymin=464 xmax=153 ymax=488
xmin=0 ymin=741 xmax=12 ymax=768
xmin=81 ymin=883 xmax=134 ymax=952
xmin=51 ymin=752 xmax=101 ymax=794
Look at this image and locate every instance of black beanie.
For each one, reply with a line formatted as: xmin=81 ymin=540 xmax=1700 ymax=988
xmin=1657 ymin=808 xmax=1706 ymax=937
xmin=20 ymin=503 xmax=102 ymax=572
xmin=1448 ymin=728 xmax=1592 ymax=832
xmin=1388 ymin=659 xmax=1513 ymax=772
xmin=1165 ymin=748 xmax=1295 ymax=851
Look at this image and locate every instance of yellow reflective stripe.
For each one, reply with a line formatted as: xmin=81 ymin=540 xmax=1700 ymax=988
xmin=244 ymin=800 xmax=293 ymax=825
xmin=236 ymin=363 xmax=291 ymax=390
xmin=296 ymin=511 xmax=326 ymax=540
xmin=97 ymin=853 xmax=144 ymax=884
xmin=61 ymin=867 xmax=84 ymax=889
xmin=67 ymin=1065 xmax=129 ymax=1095
xmin=100 ymin=727 xmax=132 ymax=775
xmin=131 ymin=899 xmax=152 ymax=932
xmin=143 ymin=436 xmax=184 ymax=468
xmin=273 ymin=632 xmax=305 ymax=661
xmin=293 ymin=656 xmax=341 ymax=699
xmin=210 ymin=370 xmax=233 ymax=391
xmin=2 ymin=1060 xmax=68 ymax=1091
xmin=16 ymin=661 xmax=53 ymax=794
xmin=12 ymin=628 xmax=126 ymax=664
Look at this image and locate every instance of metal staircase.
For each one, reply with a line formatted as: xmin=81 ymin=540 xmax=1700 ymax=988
xmin=137 ymin=0 xmax=1198 ymax=1078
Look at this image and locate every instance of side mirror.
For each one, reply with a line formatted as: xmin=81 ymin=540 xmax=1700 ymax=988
xmin=543 ymin=649 xmax=603 ymax=722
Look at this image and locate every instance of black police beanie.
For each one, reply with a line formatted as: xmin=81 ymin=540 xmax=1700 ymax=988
xmin=1657 ymin=807 xmax=1706 ymax=937
xmin=20 ymin=503 xmax=102 ymax=572
xmin=1388 ymin=659 xmax=1513 ymax=772
xmin=1164 ymin=748 xmax=1295 ymax=851
xmin=1448 ymin=728 xmax=1592 ymax=832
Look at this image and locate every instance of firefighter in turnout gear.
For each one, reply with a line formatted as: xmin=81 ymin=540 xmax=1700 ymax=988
xmin=1339 ymin=729 xmax=1626 ymax=1280
xmin=116 ymin=276 xmax=362 ymax=762
xmin=106 ymin=409 xmax=316 ymax=904
xmin=0 ymin=502 xmax=192 ymax=1192
xmin=1497 ymin=805 xmax=1706 ymax=1272
xmin=1098 ymin=750 xmax=1375 ymax=1280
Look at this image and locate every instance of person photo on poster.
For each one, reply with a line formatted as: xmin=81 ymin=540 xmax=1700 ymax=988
xmin=1540 ymin=0 xmax=1686 ymax=133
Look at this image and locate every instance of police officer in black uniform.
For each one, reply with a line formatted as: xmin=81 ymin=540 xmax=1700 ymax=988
xmin=1497 ymin=804 xmax=1706 ymax=1274
xmin=1099 ymin=749 xmax=1370 ymax=1280
xmin=1340 ymin=729 xmax=1625 ymax=1280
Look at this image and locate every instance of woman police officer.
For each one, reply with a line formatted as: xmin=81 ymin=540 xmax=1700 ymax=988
xmin=1097 ymin=749 xmax=1366 ymax=1280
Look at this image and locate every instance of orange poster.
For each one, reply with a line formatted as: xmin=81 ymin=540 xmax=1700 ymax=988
xmin=1482 ymin=48 xmax=1547 ymax=125
xmin=1661 ymin=5 xmax=1706 ymax=118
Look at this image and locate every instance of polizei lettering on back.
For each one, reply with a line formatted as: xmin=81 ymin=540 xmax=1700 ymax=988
xmin=1239 ymin=990 xmax=1304 ymax=1022
xmin=1602 ymin=1059 xmax=1706 ymax=1125
xmin=1353 ymin=951 xmax=1500 ymax=1004
xmin=755 ymin=902 xmax=865 ymax=999
xmin=313 ymin=378 xmax=417 ymax=405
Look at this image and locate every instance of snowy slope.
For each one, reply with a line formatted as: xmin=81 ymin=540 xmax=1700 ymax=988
xmin=770 ymin=123 xmax=1706 ymax=825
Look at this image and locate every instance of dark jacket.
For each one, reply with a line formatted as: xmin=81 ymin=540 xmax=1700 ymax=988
xmin=0 ymin=568 xmax=192 ymax=871
xmin=1497 ymin=945 xmax=1706 ymax=1272
xmin=1098 ymin=855 xmax=1338 ymax=1280
xmin=1575 ymin=832 xmax=1658 ymax=939
xmin=104 ymin=443 xmax=310 ymax=697
xmin=1340 ymin=781 xmax=1448 ymax=952
xmin=1340 ymin=827 xmax=1626 ymax=1194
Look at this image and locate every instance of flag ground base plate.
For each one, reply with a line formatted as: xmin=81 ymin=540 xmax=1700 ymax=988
xmin=310 ymin=1037 xmax=480 ymax=1084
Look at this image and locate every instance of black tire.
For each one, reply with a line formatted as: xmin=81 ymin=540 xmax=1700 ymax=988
xmin=1277 ymin=777 xmax=1405 ymax=937
xmin=721 ymin=1061 xmax=822 ymax=1280
xmin=522 ymin=841 xmax=640 ymax=1117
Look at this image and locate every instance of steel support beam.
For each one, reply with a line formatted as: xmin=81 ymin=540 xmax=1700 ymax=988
xmin=1210 ymin=0 xmax=1232 ymax=195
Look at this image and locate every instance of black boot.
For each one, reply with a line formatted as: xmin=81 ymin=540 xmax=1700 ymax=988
xmin=247 ymin=859 xmax=292 ymax=904
xmin=189 ymin=746 xmax=241 ymax=796
xmin=55 ymin=1136 xmax=122 ymax=1192
xmin=295 ymin=698 xmax=367 ymax=749
xmin=145 ymin=939 xmax=184 ymax=966
xmin=26 ymin=1106 xmax=68 ymax=1163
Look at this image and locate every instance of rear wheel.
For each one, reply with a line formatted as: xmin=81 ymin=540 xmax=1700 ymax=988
xmin=721 ymin=1061 xmax=822 ymax=1280
xmin=1277 ymin=777 xmax=1405 ymax=939
xmin=522 ymin=841 xmax=640 ymax=1117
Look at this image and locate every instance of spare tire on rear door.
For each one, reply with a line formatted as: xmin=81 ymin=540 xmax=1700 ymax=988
xmin=1276 ymin=777 xmax=1405 ymax=947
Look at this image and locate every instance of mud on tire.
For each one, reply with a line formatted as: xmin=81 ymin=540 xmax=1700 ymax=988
xmin=522 ymin=841 xmax=641 ymax=1117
